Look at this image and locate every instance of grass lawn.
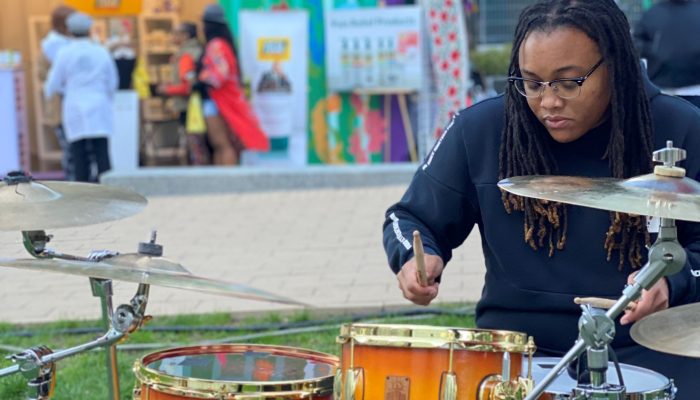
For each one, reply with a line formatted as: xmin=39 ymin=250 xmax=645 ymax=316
xmin=0 ymin=305 xmax=475 ymax=399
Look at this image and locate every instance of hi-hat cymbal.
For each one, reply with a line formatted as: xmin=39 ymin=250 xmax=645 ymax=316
xmin=498 ymin=173 xmax=700 ymax=222
xmin=0 ymin=179 xmax=147 ymax=231
xmin=631 ymin=303 xmax=700 ymax=358
xmin=0 ymin=255 xmax=303 ymax=306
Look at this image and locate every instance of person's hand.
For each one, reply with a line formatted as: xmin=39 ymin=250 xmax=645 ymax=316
xmin=620 ymin=271 xmax=669 ymax=325
xmin=397 ymin=254 xmax=444 ymax=306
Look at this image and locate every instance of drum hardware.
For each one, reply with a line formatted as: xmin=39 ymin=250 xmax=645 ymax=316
xmin=499 ymin=142 xmax=690 ymax=400
xmin=340 ymin=334 xmax=363 ymax=400
xmin=7 ymin=346 xmax=56 ymax=400
xmin=439 ymin=342 xmax=458 ymax=400
xmin=569 ymin=306 xmax=626 ymax=400
xmin=478 ymin=338 xmax=536 ymax=400
xmin=0 ymin=280 xmax=151 ymax=400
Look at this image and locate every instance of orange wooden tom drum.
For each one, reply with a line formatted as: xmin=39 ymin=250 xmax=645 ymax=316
xmin=132 ymin=344 xmax=338 ymax=399
xmin=336 ymin=324 xmax=536 ymax=400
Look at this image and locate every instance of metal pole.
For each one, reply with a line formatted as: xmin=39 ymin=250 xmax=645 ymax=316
xmin=91 ymin=279 xmax=120 ymax=400
xmin=0 ymin=329 xmax=126 ymax=379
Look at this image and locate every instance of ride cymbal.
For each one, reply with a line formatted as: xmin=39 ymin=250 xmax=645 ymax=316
xmin=497 ymin=173 xmax=700 ymax=222
xmin=0 ymin=254 xmax=303 ymax=306
xmin=0 ymin=178 xmax=147 ymax=231
xmin=631 ymin=303 xmax=700 ymax=358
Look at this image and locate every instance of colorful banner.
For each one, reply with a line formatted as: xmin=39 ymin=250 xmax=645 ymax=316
xmin=239 ymin=11 xmax=309 ymax=166
xmin=325 ymin=6 xmax=423 ymax=92
xmin=425 ymin=0 xmax=469 ymax=138
xmin=221 ymin=0 xmax=416 ymax=164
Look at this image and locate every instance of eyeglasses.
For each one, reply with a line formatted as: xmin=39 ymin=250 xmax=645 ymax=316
xmin=508 ymin=58 xmax=604 ymax=99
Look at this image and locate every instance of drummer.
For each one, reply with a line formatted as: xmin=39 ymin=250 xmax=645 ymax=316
xmin=382 ymin=0 xmax=700 ymax=398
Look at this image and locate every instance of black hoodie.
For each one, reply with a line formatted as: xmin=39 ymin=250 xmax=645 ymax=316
xmin=383 ymin=83 xmax=700 ymax=355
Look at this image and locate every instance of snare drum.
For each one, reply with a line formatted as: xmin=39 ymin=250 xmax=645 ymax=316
xmin=336 ymin=323 xmax=536 ymax=400
xmin=132 ymin=344 xmax=338 ymax=399
xmin=529 ymin=357 xmax=676 ymax=399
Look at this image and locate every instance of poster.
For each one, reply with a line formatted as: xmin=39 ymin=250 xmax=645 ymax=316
xmin=239 ymin=11 xmax=309 ymax=166
xmin=325 ymin=6 xmax=423 ymax=92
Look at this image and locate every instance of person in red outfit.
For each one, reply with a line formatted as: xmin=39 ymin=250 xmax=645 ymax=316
xmin=197 ymin=4 xmax=269 ymax=165
xmin=157 ymin=22 xmax=209 ymax=165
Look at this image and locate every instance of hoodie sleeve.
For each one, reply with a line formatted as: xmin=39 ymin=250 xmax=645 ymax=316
xmin=382 ymin=111 xmax=480 ymax=274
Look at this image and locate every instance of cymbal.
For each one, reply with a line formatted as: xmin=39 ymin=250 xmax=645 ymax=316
xmin=631 ymin=303 xmax=700 ymax=358
xmin=497 ymin=173 xmax=700 ymax=222
xmin=0 ymin=255 xmax=304 ymax=306
xmin=0 ymin=180 xmax=147 ymax=231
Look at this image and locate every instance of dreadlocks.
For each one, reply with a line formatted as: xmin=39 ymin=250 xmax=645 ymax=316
xmin=499 ymin=0 xmax=654 ymax=269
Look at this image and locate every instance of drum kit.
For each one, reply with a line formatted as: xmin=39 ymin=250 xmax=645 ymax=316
xmin=1 ymin=140 xmax=699 ymax=400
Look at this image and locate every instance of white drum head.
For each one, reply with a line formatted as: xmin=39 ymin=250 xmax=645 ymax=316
xmin=529 ymin=357 xmax=672 ymax=398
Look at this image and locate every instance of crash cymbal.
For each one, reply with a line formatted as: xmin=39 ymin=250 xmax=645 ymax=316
xmin=631 ymin=303 xmax=700 ymax=358
xmin=0 ymin=255 xmax=303 ymax=306
xmin=498 ymin=173 xmax=700 ymax=222
xmin=0 ymin=178 xmax=147 ymax=231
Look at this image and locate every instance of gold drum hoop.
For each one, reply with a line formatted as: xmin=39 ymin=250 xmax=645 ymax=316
xmin=133 ymin=344 xmax=339 ymax=399
xmin=337 ymin=323 xmax=530 ymax=352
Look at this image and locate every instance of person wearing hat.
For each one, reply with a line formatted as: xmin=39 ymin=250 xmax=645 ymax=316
xmin=196 ymin=4 xmax=269 ymax=165
xmin=44 ymin=12 xmax=119 ymax=182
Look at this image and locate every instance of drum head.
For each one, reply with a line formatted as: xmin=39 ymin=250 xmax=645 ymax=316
xmin=147 ymin=347 xmax=334 ymax=382
xmin=530 ymin=357 xmax=671 ymax=397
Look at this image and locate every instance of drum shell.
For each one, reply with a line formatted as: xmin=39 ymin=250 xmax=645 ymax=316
xmin=336 ymin=324 xmax=531 ymax=400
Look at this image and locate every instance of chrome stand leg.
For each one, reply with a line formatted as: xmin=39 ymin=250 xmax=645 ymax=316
xmin=91 ymin=279 xmax=120 ymax=400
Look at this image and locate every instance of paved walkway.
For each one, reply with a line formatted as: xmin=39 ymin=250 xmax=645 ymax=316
xmin=0 ymin=185 xmax=485 ymax=323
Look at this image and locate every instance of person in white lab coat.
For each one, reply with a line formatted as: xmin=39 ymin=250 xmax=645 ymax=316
xmin=39 ymin=5 xmax=75 ymax=179
xmin=44 ymin=12 xmax=119 ymax=182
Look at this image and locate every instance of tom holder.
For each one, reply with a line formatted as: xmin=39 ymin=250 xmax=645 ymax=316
xmin=523 ymin=217 xmax=686 ymax=400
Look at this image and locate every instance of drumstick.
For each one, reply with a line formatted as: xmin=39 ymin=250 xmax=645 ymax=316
xmin=413 ymin=231 xmax=428 ymax=286
xmin=574 ymin=297 xmax=636 ymax=311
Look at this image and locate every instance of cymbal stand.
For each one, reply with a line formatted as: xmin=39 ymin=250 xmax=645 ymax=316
xmin=523 ymin=217 xmax=686 ymax=400
xmin=21 ymin=230 xmax=91 ymax=261
xmin=0 ymin=282 xmax=150 ymax=400
xmin=14 ymin=230 xmax=158 ymax=400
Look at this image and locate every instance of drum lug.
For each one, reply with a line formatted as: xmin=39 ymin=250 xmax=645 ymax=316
xmin=334 ymin=369 xmax=343 ymax=399
xmin=438 ymin=371 xmax=457 ymax=400
xmin=338 ymin=367 xmax=363 ymax=400
xmin=669 ymin=378 xmax=677 ymax=400
xmin=478 ymin=375 xmax=533 ymax=400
